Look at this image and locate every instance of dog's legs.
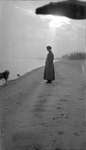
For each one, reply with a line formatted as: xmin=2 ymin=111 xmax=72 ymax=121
xmin=4 ymin=79 xmax=7 ymax=86
xmin=5 ymin=79 xmax=8 ymax=85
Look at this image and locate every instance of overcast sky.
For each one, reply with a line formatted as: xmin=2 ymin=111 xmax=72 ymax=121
xmin=0 ymin=0 xmax=86 ymax=62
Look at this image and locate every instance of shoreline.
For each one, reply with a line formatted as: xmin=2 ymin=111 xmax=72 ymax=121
xmin=0 ymin=58 xmax=85 ymax=85
xmin=0 ymin=58 xmax=86 ymax=88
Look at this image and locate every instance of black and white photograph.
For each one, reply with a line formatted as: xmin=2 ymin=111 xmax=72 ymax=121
xmin=0 ymin=0 xmax=86 ymax=150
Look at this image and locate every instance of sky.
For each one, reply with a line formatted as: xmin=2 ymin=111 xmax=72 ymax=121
xmin=0 ymin=0 xmax=86 ymax=62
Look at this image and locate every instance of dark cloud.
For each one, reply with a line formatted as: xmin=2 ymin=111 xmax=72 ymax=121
xmin=36 ymin=0 xmax=86 ymax=19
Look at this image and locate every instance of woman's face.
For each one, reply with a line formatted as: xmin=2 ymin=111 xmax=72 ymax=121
xmin=47 ymin=47 xmax=51 ymax=52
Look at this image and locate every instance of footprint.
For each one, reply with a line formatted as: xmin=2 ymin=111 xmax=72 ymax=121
xmin=56 ymin=106 xmax=62 ymax=110
xmin=60 ymin=98 xmax=68 ymax=102
xmin=16 ymin=101 xmax=21 ymax=105
xmin=64 ymin=94 xmax=71 ymax=98
xmin=64 ymin=115 xmax=69 ymax=119
xmin=79 ymin=97 xmax=84 ymax=101
xmin=33 ymin=144 xmax=41 ymax=150
xmin=55 ymin=148 xmax=62 ymax=150
xmin=52 ymin=117 xmax=56 ymax=120
xmin=73 ymin=132 xmax=80 ymax=136
xmin=58 ymin=131 xmax=64 ymax=135
xmin=60 ymin=113 xmax=65 ymax=117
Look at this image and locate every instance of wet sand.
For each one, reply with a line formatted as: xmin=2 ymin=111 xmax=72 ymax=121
xmin=1 ymin=60 xmax=86 ymax=150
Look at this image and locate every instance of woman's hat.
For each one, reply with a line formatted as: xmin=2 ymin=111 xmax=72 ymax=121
xmin=46 ymin=45 xmax=52 ymax=49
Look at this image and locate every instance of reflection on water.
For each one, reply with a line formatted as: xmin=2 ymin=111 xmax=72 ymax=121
xmin=0 ymin=58 xmax=44 ymax=81
xmin=73 ymin=60 xmax=86 ymax=73
xmin=81 ymin=60 xmax=86 ymax=73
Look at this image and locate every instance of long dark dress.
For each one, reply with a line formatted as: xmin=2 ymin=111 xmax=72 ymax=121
xmin=44 ymin=51 xmax=55 ymax=81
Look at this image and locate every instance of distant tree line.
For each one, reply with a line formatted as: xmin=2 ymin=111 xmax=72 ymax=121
xmin=62 ymin=52 xmax=86 ymax=60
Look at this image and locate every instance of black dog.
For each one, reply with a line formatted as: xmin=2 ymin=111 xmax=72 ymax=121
xmin=0 ymin=70 xmax=10 ymax=84
xmin=17 ymin=74 xmax=20 ymax=77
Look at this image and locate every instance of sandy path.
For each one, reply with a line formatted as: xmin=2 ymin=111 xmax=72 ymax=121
xmin=1 ymin=60 xmax=86 ymax=150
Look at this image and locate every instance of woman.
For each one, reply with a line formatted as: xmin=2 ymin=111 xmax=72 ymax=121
xmin=44 ymin=45 xmax=55 ymax=83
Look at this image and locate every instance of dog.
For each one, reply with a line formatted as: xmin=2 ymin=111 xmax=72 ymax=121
xmin=17 ymin=74 xmax=20 ymax=77
xmin=0 ymin=70 xmax=10 ymax=84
